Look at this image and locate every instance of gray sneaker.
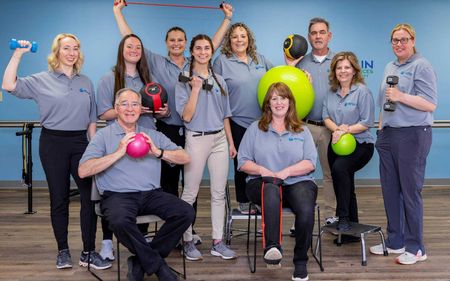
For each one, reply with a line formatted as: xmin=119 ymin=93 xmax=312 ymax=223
xmin=56 ymin=249 xmax=73 ymax=269
xmin=183 ymin=240 xmax=203 ymax=261
xmin=79 ymin=251 xmax=112 ymax=270
xmin=211 ymin=241 xmax=237 ymax=260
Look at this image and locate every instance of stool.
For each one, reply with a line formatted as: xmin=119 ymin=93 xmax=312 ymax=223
xmin=317 ymin=221 xmax=388 ymax=266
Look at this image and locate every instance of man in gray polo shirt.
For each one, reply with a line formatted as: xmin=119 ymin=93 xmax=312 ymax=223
xmin=294 ymin=17 xmax=337 ymax=224
xmin=79 ymin=88 xmax=194 ymax=281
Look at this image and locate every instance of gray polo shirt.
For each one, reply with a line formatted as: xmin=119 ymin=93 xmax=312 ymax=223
xmin=175 ymin=72 xmax=232 ymax=132
xmin=145 ymin=48 xmax=189 ymax=126
xmin=96 ymin=71 xmax=156 ymax=130
xmin=237 ymin=121 xmax=317 ymax=185
xmin=79 ymin=120 xmax=180 ymax=193
xmin=377 ymin=53 xmax=437 ymax=128
xmin=10 ymin=71 xmax=97 ymax=130
xmin=213 ymin=53 xmax=273 ymax=128
xmin=297 ymin=51 xmax=335 ymax=121
xmin=323 ymin=83 xmax=375 ymax=144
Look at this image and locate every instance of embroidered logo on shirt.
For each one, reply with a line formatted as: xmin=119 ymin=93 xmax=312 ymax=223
xmin=288 ymin=137 xmax=304 ymax=142
xmin=400 ymin=71 xmax=413 ymax=77
xmin=255 ymin=65 xmax=265 ymax=70
xmin=344 ymin=102 xmax=357 ymax=107
xmin=79 ymin=88 xmax=89 ymax=94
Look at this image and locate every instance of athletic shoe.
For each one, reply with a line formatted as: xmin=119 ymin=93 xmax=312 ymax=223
xmin=292 ymin=264 xmax=309 ymax=281
xmin=395 ymin=250 xmax=427 ymax=265
xmin=238 ymin=202 xmax=256 ymax=215
xmin=264 ymin=247 xmax=282 ymax=265
xmin=56 ymin=249 xmax=73 ymax=269
xmin=369 ymin=244 xmax=405 ymax=255
xmin=183 ymin=240 xmax=203 ymax=261
xmin=192 ymin=233 xmax=202 ymax=246
xmin=99 ymin=239 xmax=115 ymax=261
xmin=325 ymin=216 xmax=339 ymax=225
xmin=211 ymin=241 xmax=237 ymax=260
xmin=79 ymin=251 xmax=112 ymax=270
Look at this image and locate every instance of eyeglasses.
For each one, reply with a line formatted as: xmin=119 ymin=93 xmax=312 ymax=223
xmin=391 ymin=37 xmax=412 ymax=45
xmin=116 ymin=101 xmax=141 ymax=109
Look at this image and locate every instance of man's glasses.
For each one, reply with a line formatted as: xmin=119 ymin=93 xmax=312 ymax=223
xmin=116 ymin=101 xmax=141 ymax=109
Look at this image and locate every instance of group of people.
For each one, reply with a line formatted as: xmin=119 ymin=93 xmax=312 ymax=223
xmin=2 ymin=0 xmax=437 ymax=280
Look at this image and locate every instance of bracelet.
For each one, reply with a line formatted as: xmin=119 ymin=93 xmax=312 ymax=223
xmin=225 ymin=15 xmax=232 ymax=21
xmin=157 ymin=149 xmax=164 ymax=159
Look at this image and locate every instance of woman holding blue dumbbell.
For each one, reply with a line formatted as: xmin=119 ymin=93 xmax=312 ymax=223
xmin=2 ymin=34 xmax=110 ymax=270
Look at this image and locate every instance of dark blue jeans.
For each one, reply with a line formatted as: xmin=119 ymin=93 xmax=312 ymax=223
xmin=101 ymin=189 xmax=194 ymax=274
xmin=376 ymin=126 xmax=431 ymax=254
xmin=246 ymin=178 xmax=317 ymax=266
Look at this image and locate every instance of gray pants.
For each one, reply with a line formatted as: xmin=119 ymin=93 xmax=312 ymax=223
xmin=376 ymin=126 xmax=432 ymax=254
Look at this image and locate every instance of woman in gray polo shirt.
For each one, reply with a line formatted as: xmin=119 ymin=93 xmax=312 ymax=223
xmin=370 ymin=24 xmax=437 ymax=265
xmin=213 ymin=22 xmax=273 ymax=214
xmin=176 ymin=34 xmax=237 ymax=261
xmin=2 ymin=34 xmax=109 ymax=270
xmin=238 ymin=82 xmax=318 ymax=281
xmin=323 ymin=52 xmax=375 ymax=242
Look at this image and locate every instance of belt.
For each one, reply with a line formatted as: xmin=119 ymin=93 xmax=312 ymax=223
xmin=192 ymin=129 xmax=222 ymax=137
xmin=303 ymin=119 xmax=325 ymax=126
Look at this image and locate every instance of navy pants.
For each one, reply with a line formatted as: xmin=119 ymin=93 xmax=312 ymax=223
xmin=376 ymin=126 xmax=431 ymax=254
xmin=39 ymin=128 xmax=96 ymax=252
xmin=246 ymin=178 xmax=317 ymax=266
xmin=101 ymin=189 xmax=194 ymax=274
xmin=328 ymin=141 xmax=374 ymax=222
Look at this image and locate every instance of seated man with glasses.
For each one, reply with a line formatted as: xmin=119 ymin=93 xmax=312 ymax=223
xmin=78 ymin=88 xmax=194 ymax=281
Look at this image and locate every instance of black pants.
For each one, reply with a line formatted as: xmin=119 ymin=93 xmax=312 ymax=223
xmin=230 ymin=119 xmax=250 ymax=203
xmin=246 ymin=178 xmax=317 ymax=266
xmin=328 ymin=141 xmax=374 ymax=222
xmin=39 ymin=128 xmax=96 ymax=252
xmin=101 ymin=189 xmax=194 ymax=274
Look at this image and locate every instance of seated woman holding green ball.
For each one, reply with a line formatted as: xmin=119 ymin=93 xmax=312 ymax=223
xmin=322 ymin=51 xmax=375 ymax=242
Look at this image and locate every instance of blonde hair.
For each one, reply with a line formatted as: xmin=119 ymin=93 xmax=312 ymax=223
xmin=391 ymin=23 xmax=417 ymax=53
xmin=47 ymin=33 xmax=84 ymax=74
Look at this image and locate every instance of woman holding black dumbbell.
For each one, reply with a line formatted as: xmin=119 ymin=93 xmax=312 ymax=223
xmin=2 ymin=34 xmax=110 ymax=270
xmin=175 ymin=34 xmax=237 ymax=261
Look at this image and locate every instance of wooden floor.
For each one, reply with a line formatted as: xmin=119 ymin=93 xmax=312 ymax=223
xmin=1 ymin=185 xmax=450 ymax=281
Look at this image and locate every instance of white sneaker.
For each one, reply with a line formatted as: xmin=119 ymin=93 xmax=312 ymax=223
xmin=264 ymin=247 xmax=282 ymax=266
xmin=369 ymin=243 xmax=405 ymax=255
xmin=99 ymin=239 xmax=115 ymax=261
xmin=395 ymin=250 xmax=427 ymax=265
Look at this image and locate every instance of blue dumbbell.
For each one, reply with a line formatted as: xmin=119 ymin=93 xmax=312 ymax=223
xmin=9 ymin=39 xmax=38 ymax=53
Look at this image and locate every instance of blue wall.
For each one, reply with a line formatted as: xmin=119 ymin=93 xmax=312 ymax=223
xmin=1 ymin=0 xmax=450 ymax=181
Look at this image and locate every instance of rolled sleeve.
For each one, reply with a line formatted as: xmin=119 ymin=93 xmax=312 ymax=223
xmin=414 ymin=66 xmax=438 ymax=105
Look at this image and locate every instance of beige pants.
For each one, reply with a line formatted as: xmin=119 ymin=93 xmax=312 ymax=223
xmin=305 ymin=123 xmax=336 ymax=218
xmin=182 ymin=130 xmax=229 ymax=241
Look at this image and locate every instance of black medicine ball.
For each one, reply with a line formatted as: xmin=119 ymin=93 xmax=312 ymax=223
xmin=139 ymin=82 xmax=168 ymax=111
xmin=283 ymin=34 xmax=308 ymax=60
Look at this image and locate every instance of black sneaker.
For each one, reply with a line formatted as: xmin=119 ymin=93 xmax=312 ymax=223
xmin=156 ymin=260 xmax=178 ymax=281
xmin=56 ymin=249 xmax=73 ymax=269
xmin=292 ymin=264 xmax=309 ymax=281
xmin=127 ymin=256 xmax=145 ymax=281
xmin=79 ymin=251 xmax=112 ymax=270
xmin=336 ymin=216 xmax=351 ymax=231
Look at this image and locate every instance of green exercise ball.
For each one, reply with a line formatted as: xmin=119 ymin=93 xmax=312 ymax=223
xmin=331 ymin=133 xmax=357 ymax=156
xmin=257 ymin=65 xmax=314 ymax=120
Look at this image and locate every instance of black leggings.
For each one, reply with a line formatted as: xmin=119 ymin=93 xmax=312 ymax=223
xmin=328 ymin=141 xmax=374 ymax=222
xmin=39 ymin=128 xmax=96 ymax=252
